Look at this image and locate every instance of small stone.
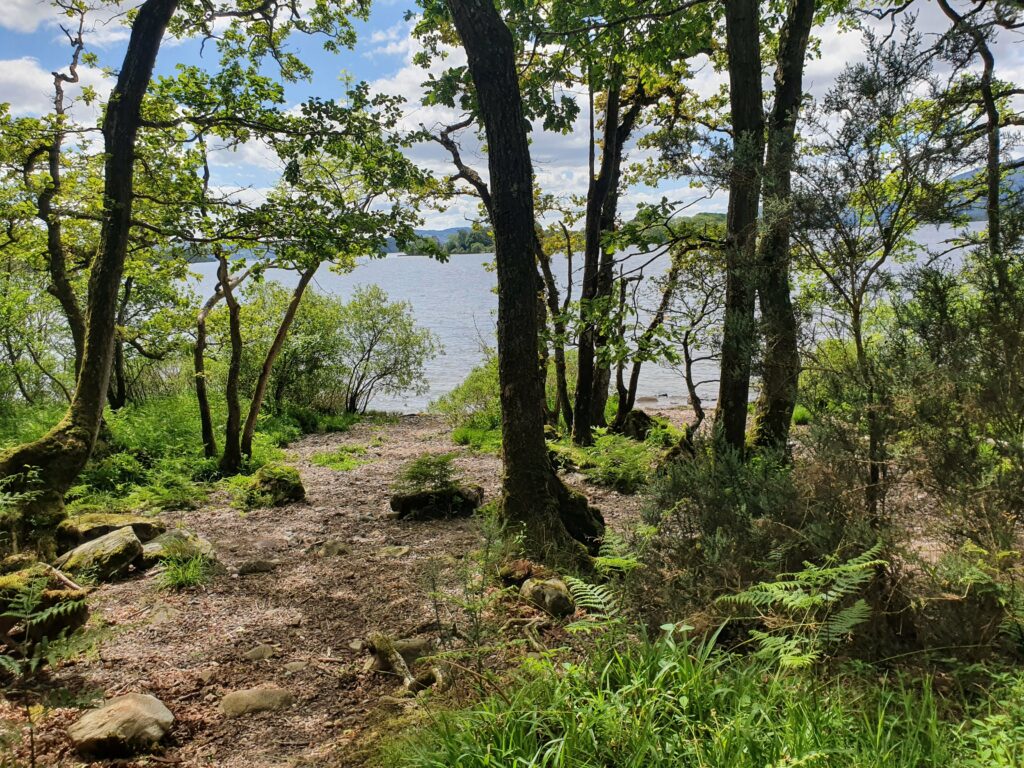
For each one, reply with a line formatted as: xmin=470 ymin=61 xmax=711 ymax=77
xmin=318 ymin=540 xmax=350 ymax=558
xmin=375 ymin=545 xmax=410 ymax=558
xmin=219 ymin=686 xmax=294 ymax=717
xmin=237 ymin=559 xmax=277 ymax=575
xmin=283 ymin=661 xmax=308 ymax=673
xmin=139 ymin=529 xmax=214 ymax=569
xmin=347 ymin=639 xmax=366 ymax=652
xmin=520 ymin=578 xmax=575 ymax=618
xmin=243 ymin=643 xmax=276 ymax=661
xmin=67 ymin=693 xmax=173 ymax=757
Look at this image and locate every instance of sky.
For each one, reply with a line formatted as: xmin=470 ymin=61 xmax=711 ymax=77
xmin=1 ymin=1 xmax=1022 ymax=230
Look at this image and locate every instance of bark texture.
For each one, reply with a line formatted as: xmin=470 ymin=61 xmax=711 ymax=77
xmin=753 ymin=0 xmax=816 ymax=451
xmin=446 ymin=0 xmax=604 ymax=560
xmin=714 ymin=0 xmax=765 ymax=452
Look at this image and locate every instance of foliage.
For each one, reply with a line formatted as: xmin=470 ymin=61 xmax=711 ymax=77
xmin=311 ymin=444 xmax=369 ymax=472
xmin=549 ymin=430 xmax=660 ymax=495
xmin=394 ymin=452 xmax=460 ymax=495
xmin=382 ymin=628 xmax=993 ymax=768
xmin=718 ymin=546 xmax=885 ymax=668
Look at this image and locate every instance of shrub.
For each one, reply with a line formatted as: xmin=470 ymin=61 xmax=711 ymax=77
xmin=432 ymin=353 xmax=500 ymax=426
xmin=158 ymin=553 xmax=213 ymax=591
xmin=240 ymin=464 xmax=305 ymax=508
xmin=394 ymin=452 xmax=460 ymax=495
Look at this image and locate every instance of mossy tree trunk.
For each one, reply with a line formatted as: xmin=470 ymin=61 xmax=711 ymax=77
xmin=0 ymin=0 xmax=180 ymax=537
xmin=714 ymin=0 xmax=765 ymax=453
xmin=446 ymin=0 xmax=604 ymax=561
xmin=217 ymin=253 xmax=245 ymax=476
xmin=753 ymin=0 xmax=816 ymax=452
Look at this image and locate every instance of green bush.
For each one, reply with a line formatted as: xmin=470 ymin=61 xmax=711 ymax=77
xmin=431 ymin=352 xmax=501 ymax=433
xmin=157 ymin=539 xmax=214 ymax=591
xmin=240 ymin=464 xmax=305 ymax=508
xmin=792 ymin=404 xmax=812 ymax=426
xmin=394 ymin=452 xmax=459 ymax=495
xmin=549 ymin=430 xmax=657 ymax=494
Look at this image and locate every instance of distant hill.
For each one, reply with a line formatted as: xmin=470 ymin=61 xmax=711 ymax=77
xmin=952 ymin=166 xmax=1024 ymax=220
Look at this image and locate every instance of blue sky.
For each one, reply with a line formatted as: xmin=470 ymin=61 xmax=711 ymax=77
xmin=2 ymin=1 xmax=1022 ymax=229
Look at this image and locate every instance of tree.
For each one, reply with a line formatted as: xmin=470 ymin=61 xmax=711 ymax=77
xmin=714 ymin=0 xmax=765 ymax=453
xmin=751 ymin=0 xmax=817 ymax=451
xmin=0 ymin=0 xmax=373 ymax=540
xmin=443 ymin=0 xmax=604 ymax=560
xmin=0 ymin=0 xmax=181 ymax=543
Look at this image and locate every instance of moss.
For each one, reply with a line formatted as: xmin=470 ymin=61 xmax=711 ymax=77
xmin=243 ymin=464 xmax=305 ymax=508
xmin=56 ymin=512 xmax=165 ymax=551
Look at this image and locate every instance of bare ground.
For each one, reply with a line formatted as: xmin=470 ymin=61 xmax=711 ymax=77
xmin=1 ymin=414 xmax=644 ymax=767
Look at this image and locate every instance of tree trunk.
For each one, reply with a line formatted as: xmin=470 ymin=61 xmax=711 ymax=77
xmin=752 ymin=0 xmax=816 ymax=452
xmin=0 ymin=0 xmax=179 ymax=545
xmin=535 ymin=236 xmax=572 ymax=429
xmin=574 ymin=76 xmax=623 ymax=445
xmin=240 ymin=265 xmax=317 ymax=458
xmin=714 ymin=0 xmax=765 ymax=453
xmin=218 ymin=254 xmax=245 ymax=475
xmin=446 ymin=0 xmax=604 ymax=561
xmin=107 ymin=276 xmax=134 ymax=411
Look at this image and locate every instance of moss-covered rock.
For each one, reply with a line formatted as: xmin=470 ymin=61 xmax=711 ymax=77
xmin=0 ymin=563 xmax=89 ymax=643
xmin=56 ymin=512 xmax=166 ymax=553
xmin=139 ymin=529 xmax=214 ymax=569
xmin=53 ymin=527 xmax=142 ymax=581
xmin=0 ymin=552 xmax=38 ymax=575
xmin=243 ymin=465 xmax=305 ymax=508
xmin=389 ymin=484 xmax=484 ymax=520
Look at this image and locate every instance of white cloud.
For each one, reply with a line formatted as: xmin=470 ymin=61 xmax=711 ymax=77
xmin=1 ymin=0 xmax=60 ymax=34
xmin=0 ymin=56 xmax=111 ymax=120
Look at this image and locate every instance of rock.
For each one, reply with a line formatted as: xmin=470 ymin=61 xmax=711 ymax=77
xmin=243 ymin=643 xmax=276 ymax=661
xmin=139 ymin=529 xmax=215 ymax=569
xmin=67 ymin=693 xmax=173 ymax=757
xmin=237 ymin=559 xmax=277 ymax=575
xmin=0 ymin=553 xmax=38 ymax=574
xmin=520 ymin=578 xmax=575 ymax=618
xmin=219 ymin=686 xmax=294 ymax=717
xmin=375 ymin=545 xmax=410 ymax=558
xmin=244 ymin=464 xmax=305 ymax=508
xmin=318 ymin=539 xmax=350 ymax=557
xmin=57 ymin=513 xmax=166 ymax=552
xmin=498 ymin=559 xmax=554 ymax=587
xmin=283 ymin=661 xmax=308 ymax=673
xmin=389 ymin=484 xmax=484 ymax=521
xmin=53 ymin=527 xmax=142 ymax=581
xmin=0 ymin=564 xmax=89 ymax=642
xmin=618 ymin=409 xmax=657 ymax=441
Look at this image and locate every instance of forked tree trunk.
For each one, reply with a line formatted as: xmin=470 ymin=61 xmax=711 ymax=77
xmin=193 ymin=266 xmax=252 ymax=460
xmin=753 ymin=0 xmax=816 ymax=451
xmin=714 ymin=0 xmax=765 ymax=453
xmin=239 ymin=265 xmax=317 ymax=457
xmin=0 ymin=0 xmax=179 ymax=545
xmin=446 ymin=0 xmax=604 ymax=561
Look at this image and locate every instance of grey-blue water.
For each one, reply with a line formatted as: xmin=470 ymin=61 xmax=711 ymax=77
xmin=188 ymin=224 xmax=975 ymax=413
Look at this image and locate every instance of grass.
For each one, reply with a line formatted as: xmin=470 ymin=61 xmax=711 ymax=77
xmin=382 ymin=630 xmax=1024 ymax=768
xmin=311 ymin=444 xmax=369 ymax=471
xmin=157 ymin=553 xmax=213 ymax=590
xmin=452 ymin=424 xmax=502 ymax=454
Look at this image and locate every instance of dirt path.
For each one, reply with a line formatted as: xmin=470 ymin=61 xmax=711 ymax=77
xmin=10 ymin=415 xmax=642 ymax=767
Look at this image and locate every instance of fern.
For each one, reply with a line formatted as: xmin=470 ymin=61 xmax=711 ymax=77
xmin=593 ymin=532 xmax=643 ymax=576
xmin=719 ymin=545 xmax=885 ymax=667
xmin=565 ymin=577 xmax=622 ymax=636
